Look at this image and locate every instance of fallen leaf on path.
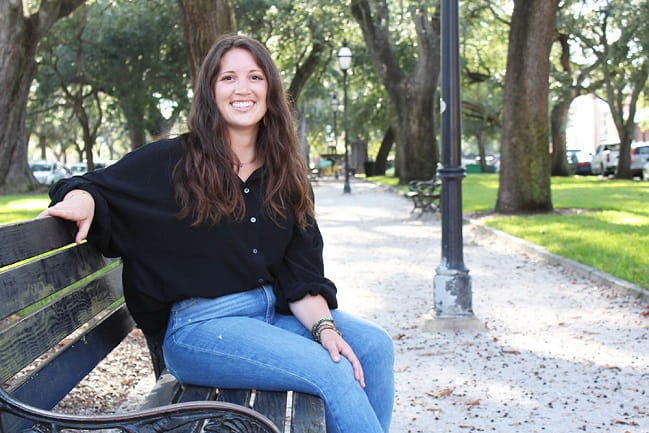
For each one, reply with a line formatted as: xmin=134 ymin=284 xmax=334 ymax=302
xmin=466 ymin=399 xmax=481 ymax=406
xmin=427 ymin=388 xmax=454 ymax=398
xmin=502 ymin=348 xmax=521 ymax=354
xmin=612 ymin=419 xmax=638 ymax=426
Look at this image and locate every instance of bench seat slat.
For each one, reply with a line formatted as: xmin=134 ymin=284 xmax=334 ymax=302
xmin=0 ymin=267 xmax=123 ymax=382
xmin=216 ymin=389 xmax=251 ymax=406
xmin=252 ymin=391 xmax=287 ymax=433
xmin=291 ymin=393 xmax=326 ymax=433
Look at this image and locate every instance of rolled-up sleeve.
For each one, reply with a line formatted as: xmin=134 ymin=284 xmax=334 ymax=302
xmin=273 ymin=218 xmax=338 ymax=313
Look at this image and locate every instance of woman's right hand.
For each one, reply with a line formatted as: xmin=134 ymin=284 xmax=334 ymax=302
xmin=39 ymin=189 xmax=95 ymax=243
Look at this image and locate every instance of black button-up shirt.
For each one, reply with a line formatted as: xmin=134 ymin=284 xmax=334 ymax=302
xmin=49 ymin=137 xmax=337 ymax=335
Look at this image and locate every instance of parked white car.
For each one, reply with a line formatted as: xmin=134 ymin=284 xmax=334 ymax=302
xmin=590 ymin=143 xmax=620 ymax=176
xmin=69 ymin=161 xmax=107 ymax=175
xmin=631 ymin=142 xmax=649 ymax=179
xmin=29 ymin=160 xmax=71 ymax=185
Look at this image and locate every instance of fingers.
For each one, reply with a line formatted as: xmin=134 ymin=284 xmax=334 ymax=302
xmin=76 ymin=219 xmax=91 ymax=243
xmin=341 ymin=346 xmax=365 ymax=388
xmin=320 ymin=331 xmax=366 ymax=388
xmin=38 ymin=190 xmax=95 ymax=244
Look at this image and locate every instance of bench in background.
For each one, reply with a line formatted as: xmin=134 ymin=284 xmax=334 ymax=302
xmin=406 ymin=177 xmax=442 ymax=214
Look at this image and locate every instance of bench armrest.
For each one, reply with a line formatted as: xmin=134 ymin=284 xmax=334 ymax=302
xmin=0 ymin=387 xmax=280 ymax=433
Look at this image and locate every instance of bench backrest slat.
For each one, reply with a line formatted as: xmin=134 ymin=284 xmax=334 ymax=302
xmin=0 ymin=266 xmax=123 ymax=383
xmin=0 ymin=243 xmax=107 ymax=318
xmin=0 ymin=216 xmax=135 ymax=433
xmin=0 ymin=218 xmax=75 ymax=268
xmin=2 ymin=306 xmax=134 ymax=433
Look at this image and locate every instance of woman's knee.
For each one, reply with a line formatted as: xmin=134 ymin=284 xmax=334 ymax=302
xmin=343 ymin=318 xmax=394 ymax=365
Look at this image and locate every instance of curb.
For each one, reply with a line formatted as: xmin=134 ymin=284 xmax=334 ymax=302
xmin=466 ymin=218 xmax=649 ymax=300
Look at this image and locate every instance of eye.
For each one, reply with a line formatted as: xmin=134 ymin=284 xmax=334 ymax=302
xmin=220 ymin=74 xmax=235 ymax=81
xmin=251 ymin=73 xmax=265 ymax=81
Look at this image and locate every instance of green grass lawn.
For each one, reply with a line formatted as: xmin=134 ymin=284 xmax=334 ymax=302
xmin=369 ymin=173 xmax=649 ymax=290
xmin=0 ymin=194 xmax=50 ymax=225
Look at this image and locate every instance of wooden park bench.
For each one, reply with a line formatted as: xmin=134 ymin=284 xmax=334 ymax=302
xmin=406 ymin=177 xmax=442 ymax=214
xmin=0 ymin=217 xmax=326 ymax=433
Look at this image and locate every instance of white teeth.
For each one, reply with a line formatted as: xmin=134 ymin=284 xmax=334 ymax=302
xmin=232 ymin=101 xmax=253 ymax=109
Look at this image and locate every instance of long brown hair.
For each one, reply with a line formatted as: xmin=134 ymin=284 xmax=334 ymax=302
xmin=173 ymin=35 xmax=314 ymax=230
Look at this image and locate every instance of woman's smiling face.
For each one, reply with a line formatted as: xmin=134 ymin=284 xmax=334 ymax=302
xmin=214 ymin=48 xmax=268 ymax=134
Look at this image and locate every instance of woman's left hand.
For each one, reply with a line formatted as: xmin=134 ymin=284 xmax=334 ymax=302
xmin=319 ymin=328 xmax=366 ymax=388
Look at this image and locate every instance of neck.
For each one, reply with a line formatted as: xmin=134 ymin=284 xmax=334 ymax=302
xmin=227 ymin=128 xmax=257 ymax=165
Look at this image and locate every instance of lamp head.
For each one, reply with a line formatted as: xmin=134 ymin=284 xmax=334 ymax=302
xmin=337 ymin=41 xmax=352 ymax=71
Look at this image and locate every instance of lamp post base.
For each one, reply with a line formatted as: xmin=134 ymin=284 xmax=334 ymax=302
xmin=343 ymin=181 xmax=351 ymax=194
xmin=423 ymin=268 xmax=482 ymax=331
xmin=419 ymin=313 xmax=483 ymax=332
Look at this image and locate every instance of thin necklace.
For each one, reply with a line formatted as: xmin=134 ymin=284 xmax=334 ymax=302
xmin=238 ymin=158 xmax=255 ymax=168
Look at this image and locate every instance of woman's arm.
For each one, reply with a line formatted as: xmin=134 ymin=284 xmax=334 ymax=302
xmin=39 ymin=189 xmax=95 ymax=244
xmin=289 ymin=294 xmax=365 ymax=388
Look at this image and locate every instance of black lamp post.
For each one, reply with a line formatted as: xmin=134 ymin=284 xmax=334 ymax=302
xmin=331 ymin=94 xmax=339 ymax=153
xmin=430 ymin=0 xmax=475 ymax=328
xmin=337 ymin=41 xmax=352 ymax=194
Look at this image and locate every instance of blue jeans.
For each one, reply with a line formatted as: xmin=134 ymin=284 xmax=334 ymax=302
xmin=162 ymin=286 xmax=394 ymax=433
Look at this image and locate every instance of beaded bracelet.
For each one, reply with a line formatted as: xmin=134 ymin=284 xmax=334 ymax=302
xmin=311 ymin=317 xmax=341 ymax=343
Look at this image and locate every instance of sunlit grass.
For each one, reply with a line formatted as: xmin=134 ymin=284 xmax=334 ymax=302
xmin=0 ymin=195 xmax=49 ymax=225
xmin=369 ymin=173 xmax=649 ymax=289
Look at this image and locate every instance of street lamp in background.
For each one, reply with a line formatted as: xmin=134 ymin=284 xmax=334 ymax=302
xmin=337 ymin=41 xmax=352 ymax=194
xmin=423 ymin=0 xmax=479 ymax=331
xmin=331 ymin=94 xmax=339 ymax=153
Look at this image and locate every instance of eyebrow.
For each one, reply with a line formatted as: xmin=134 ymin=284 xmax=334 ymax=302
xmin=219 ymin=68 xmax=264 ymax=76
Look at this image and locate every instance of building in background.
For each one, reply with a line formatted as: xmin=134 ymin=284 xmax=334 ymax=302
xmin=566 ymin=94 xmax=620 ymax=154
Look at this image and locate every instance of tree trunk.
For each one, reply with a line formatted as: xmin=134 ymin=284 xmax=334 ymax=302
xmin=0 ymin=0 xmax=86 ymax=193
xmin=496 ymin=0 xmax=559 ymax=213
xmin=178 ymin=0 xmax=236 ymax=88
xmin=550 ymin=98 xmax=573 ymax=176
xmin=351 ymin=0 xmax=440 ymax=183
xmin=374 ymin=126 xmax=394 ymax=175
xmin=477 ymin=129 xmax=487 ymax=173
xmin=606 ymin=65 xmax=648 ymax=179
xmin=297 ymin=105 xmax=309 ymax=164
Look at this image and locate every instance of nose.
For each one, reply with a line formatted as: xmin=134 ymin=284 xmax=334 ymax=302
xmin=235 ymin=78 xmax=251 ymax=94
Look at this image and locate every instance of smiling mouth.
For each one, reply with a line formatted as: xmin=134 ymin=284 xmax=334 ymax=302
xmin=231 ymin=101 xmax=254 ymax=109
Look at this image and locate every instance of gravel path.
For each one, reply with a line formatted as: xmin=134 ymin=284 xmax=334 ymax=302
xmin=58 ymin=178 xmax=649 ymax=433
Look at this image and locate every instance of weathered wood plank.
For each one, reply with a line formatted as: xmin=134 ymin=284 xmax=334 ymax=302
xmin=291 ymin=392 xmax=326 ymax=433
xmin=0 ymin=217 xmax=76 ymax=268
xmin=1 ymin=305 xmax=135 ymax=433
xmin=253 ymin=391 xmax=287 ymax=433
xmin=0 ymin=243 xmax=108 ymax=318
xmin=0 ymin=266 xmax=123 ymax=382
xmin=216 ymin=389 xmax=251 ymax=407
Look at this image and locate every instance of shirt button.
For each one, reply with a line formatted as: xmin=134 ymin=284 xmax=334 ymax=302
xmin=243 ymin=187 xmax=250 ymax=194
xmin=250 ymin=216 xmax=257 ymax=223
xmin=252 ymin=248 xmax=258 ymax=254
xmin=257 ymin=278 xmax=264 ymax=284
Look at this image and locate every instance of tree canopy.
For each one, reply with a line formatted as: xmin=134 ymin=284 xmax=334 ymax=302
xmin=0 ymin=0 xmax=646 ymax=207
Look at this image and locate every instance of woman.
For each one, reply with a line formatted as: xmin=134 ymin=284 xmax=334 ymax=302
xmin=41 ymin=35 xmax=394 ymax=433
